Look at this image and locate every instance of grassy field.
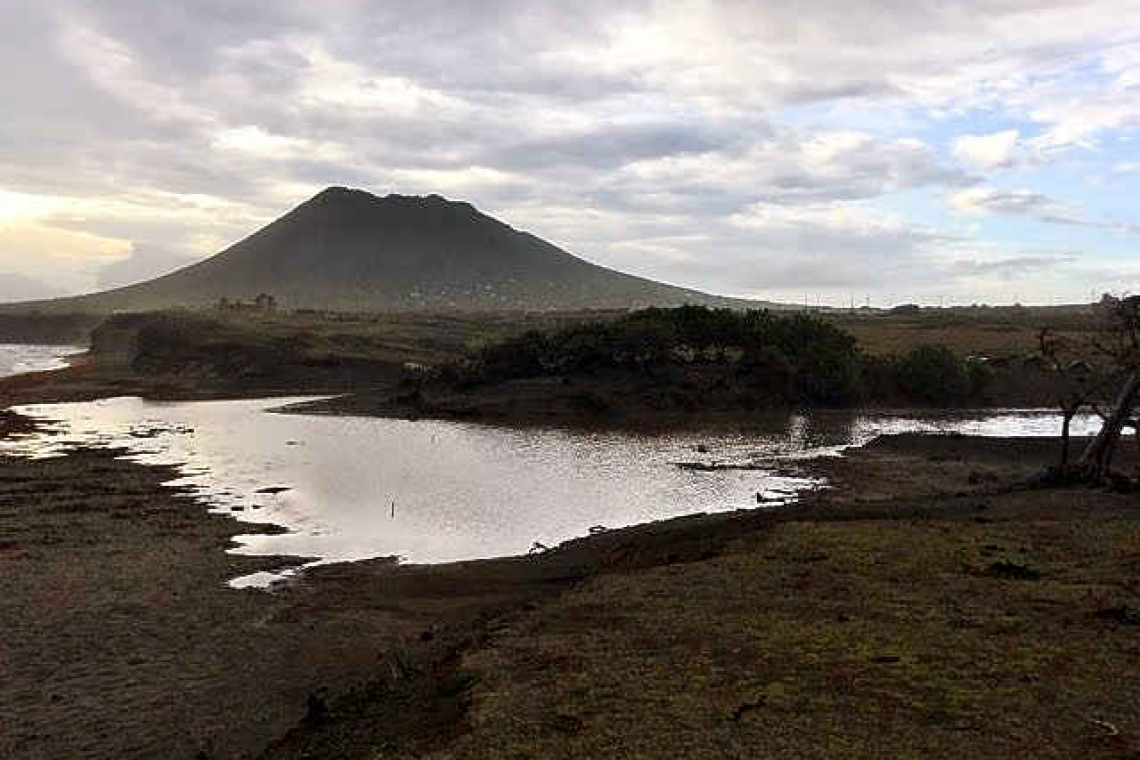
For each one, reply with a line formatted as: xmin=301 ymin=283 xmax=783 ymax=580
xmin=159 ymin=305 xmax=1108 ymax=365
xmin=414 ymin=437 xmax=1140 ymax=760
xmin=91 ymin=308 xmax=630 ymax=366
xmin=825 ymin=307 xmax=1102 ymax=358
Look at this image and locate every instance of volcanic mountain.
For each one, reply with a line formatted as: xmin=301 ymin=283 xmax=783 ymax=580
xmin=7 ymin=187 xmax=760 ymax=313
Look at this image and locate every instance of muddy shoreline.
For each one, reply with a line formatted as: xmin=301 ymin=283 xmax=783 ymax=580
xmin=3 ymin=412 xmax=1138 ymax=757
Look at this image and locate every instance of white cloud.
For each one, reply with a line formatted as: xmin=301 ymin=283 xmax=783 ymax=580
xmin=1 ymin=0 xmax=1139 ymax=304
xmin=953 ymin=130 xmax=1022 ymax=170
xmin=388 ymin=166 xmax=530 ymax=194
xmin=615 ymin=129 xmax=965 ymax=204
xmin=950 ymin=187 xmax=1062 ymax=217
xmin=212 ymin=125 xmax=347 ymax=162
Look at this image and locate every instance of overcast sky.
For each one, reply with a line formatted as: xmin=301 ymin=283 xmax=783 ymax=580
xmin=2 ymin=0 xmax=1138 ymax=305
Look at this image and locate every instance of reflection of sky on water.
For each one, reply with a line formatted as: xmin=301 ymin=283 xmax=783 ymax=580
xmin=0 ymin=344 xmax=85 ymax=378
xmin=0 ymin=395 xmax=1112 ymax=588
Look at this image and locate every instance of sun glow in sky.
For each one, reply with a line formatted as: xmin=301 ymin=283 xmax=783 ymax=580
xmin=1 ymin=0 xmax=1138 ymax=304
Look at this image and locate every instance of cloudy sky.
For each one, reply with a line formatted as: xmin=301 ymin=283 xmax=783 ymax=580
xmin=2 ymin=0 xmax=1139 ymax=305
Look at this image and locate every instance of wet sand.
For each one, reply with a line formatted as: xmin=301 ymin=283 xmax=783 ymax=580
xmin=2 ymin=423 xmax=1138 ymax=758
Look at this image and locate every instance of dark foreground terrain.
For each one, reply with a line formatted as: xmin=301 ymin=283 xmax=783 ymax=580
xmin=2 ymin=425 xmax=1138 ymax=759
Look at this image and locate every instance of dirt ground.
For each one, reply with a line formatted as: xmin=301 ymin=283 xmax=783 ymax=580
xmin=429 ymin=439 xmax=1140 ymax=759
xmin=0 ymin=438 xmax=777 ymax=759
xmin=2 ymin=426 xmax=1138 ymax=759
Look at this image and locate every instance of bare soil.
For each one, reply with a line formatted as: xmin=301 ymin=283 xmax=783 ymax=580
xmin=2 ymin=422 xmax=1137 ymax=759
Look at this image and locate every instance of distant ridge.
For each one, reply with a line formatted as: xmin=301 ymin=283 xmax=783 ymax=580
xmin=2 ymin=187 xmax=770 ymax=313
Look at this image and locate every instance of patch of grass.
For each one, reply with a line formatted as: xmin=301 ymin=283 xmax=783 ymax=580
xmin=431 ymin=481 xmax=1140 ymax=759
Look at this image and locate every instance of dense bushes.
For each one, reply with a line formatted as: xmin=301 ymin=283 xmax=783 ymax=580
xmin=451 ymin=306 xmax=983 ymax=407
xmin=889 ymin=344 xmax=970 ymax=404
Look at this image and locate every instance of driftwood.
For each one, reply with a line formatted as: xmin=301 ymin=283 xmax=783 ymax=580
xmin=1089 ymin=718 xmax=1120 ymax=737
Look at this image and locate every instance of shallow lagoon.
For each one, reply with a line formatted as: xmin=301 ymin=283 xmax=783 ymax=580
xmin=0 ymin=344 xmax=84 ymax=378
xmin=0 ymin=394 xmax=1108 ymax=587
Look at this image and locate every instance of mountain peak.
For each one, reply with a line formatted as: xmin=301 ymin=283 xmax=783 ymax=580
xmin=310 ymin=186 xmax=458 ymax=206
xmin=2 ymin=186 xmax=750 ymax=313
xmin=301 ymin=188 xmax=483 ymax=225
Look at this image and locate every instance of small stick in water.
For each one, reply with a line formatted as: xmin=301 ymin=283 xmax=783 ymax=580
xmin=391 ymin=500 xmax=396 ymax=519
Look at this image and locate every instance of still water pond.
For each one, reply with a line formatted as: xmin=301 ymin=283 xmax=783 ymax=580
xmin=0 ymin=344 xmax=84 ymax=378
xmin=0 ymin=396 xmax=1107 ymax=587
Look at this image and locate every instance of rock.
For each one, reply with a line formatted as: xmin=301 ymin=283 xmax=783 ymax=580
xmin=1093 ymin=604 xmax=1140 ymax=626
xmin=304 ymin=687 xmax=329 ymax=723
xmin=545 ymin=713 xmax=585 ymax=734
xmin=982 ymin=560 xmax=1042 ymax=580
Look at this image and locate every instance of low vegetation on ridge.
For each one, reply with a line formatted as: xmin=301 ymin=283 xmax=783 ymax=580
xmin=446 ymin=306 xmax=990 ymax=408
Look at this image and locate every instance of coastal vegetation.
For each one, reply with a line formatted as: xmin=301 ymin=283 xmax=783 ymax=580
xmin=0 ymin=304 xmax=1091 ymax=417
xmin=445 ymin=306 xmax=996 ymax=408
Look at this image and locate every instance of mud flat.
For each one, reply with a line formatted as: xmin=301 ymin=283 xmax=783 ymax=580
xmin=2 ymin=424 xmax=1138 ymax=759
xmin=0 ymin=430 xmax=790 ymax=759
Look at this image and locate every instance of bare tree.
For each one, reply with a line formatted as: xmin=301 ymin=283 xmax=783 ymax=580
xmin=1078 ymin=295 xmax=1140 ymax=481
xmin=1038 ymin=327 xmax=1095 ymax=468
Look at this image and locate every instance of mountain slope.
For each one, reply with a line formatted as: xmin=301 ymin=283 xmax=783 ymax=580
xmin=5 ymin=187 xmax=762 ymax=313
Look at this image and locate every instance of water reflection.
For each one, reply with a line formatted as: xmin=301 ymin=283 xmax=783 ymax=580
xmin=0 ymin=396 xmax=1113 ymax=587
xmin=0 ymin=344 xmax=85 ymax=378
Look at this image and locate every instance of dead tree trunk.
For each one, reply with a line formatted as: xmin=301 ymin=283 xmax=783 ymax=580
xmin=1080 ymin=372 xmax=1140 ymax=478
xmin=1060 ymin=406 xmax=1076 ymax=468
xmin=1126 ymin=419 xmax=1140 ymax=481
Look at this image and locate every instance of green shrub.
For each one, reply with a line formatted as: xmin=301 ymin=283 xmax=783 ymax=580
xmin=454 ymin=307 xmax=979 ymax=408
xmin=892 ymin=344 xmax=970 ymax=405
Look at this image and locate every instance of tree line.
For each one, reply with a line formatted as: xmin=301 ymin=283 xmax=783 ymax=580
xmin=447 ymin=305 xmax=990 ymax=407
